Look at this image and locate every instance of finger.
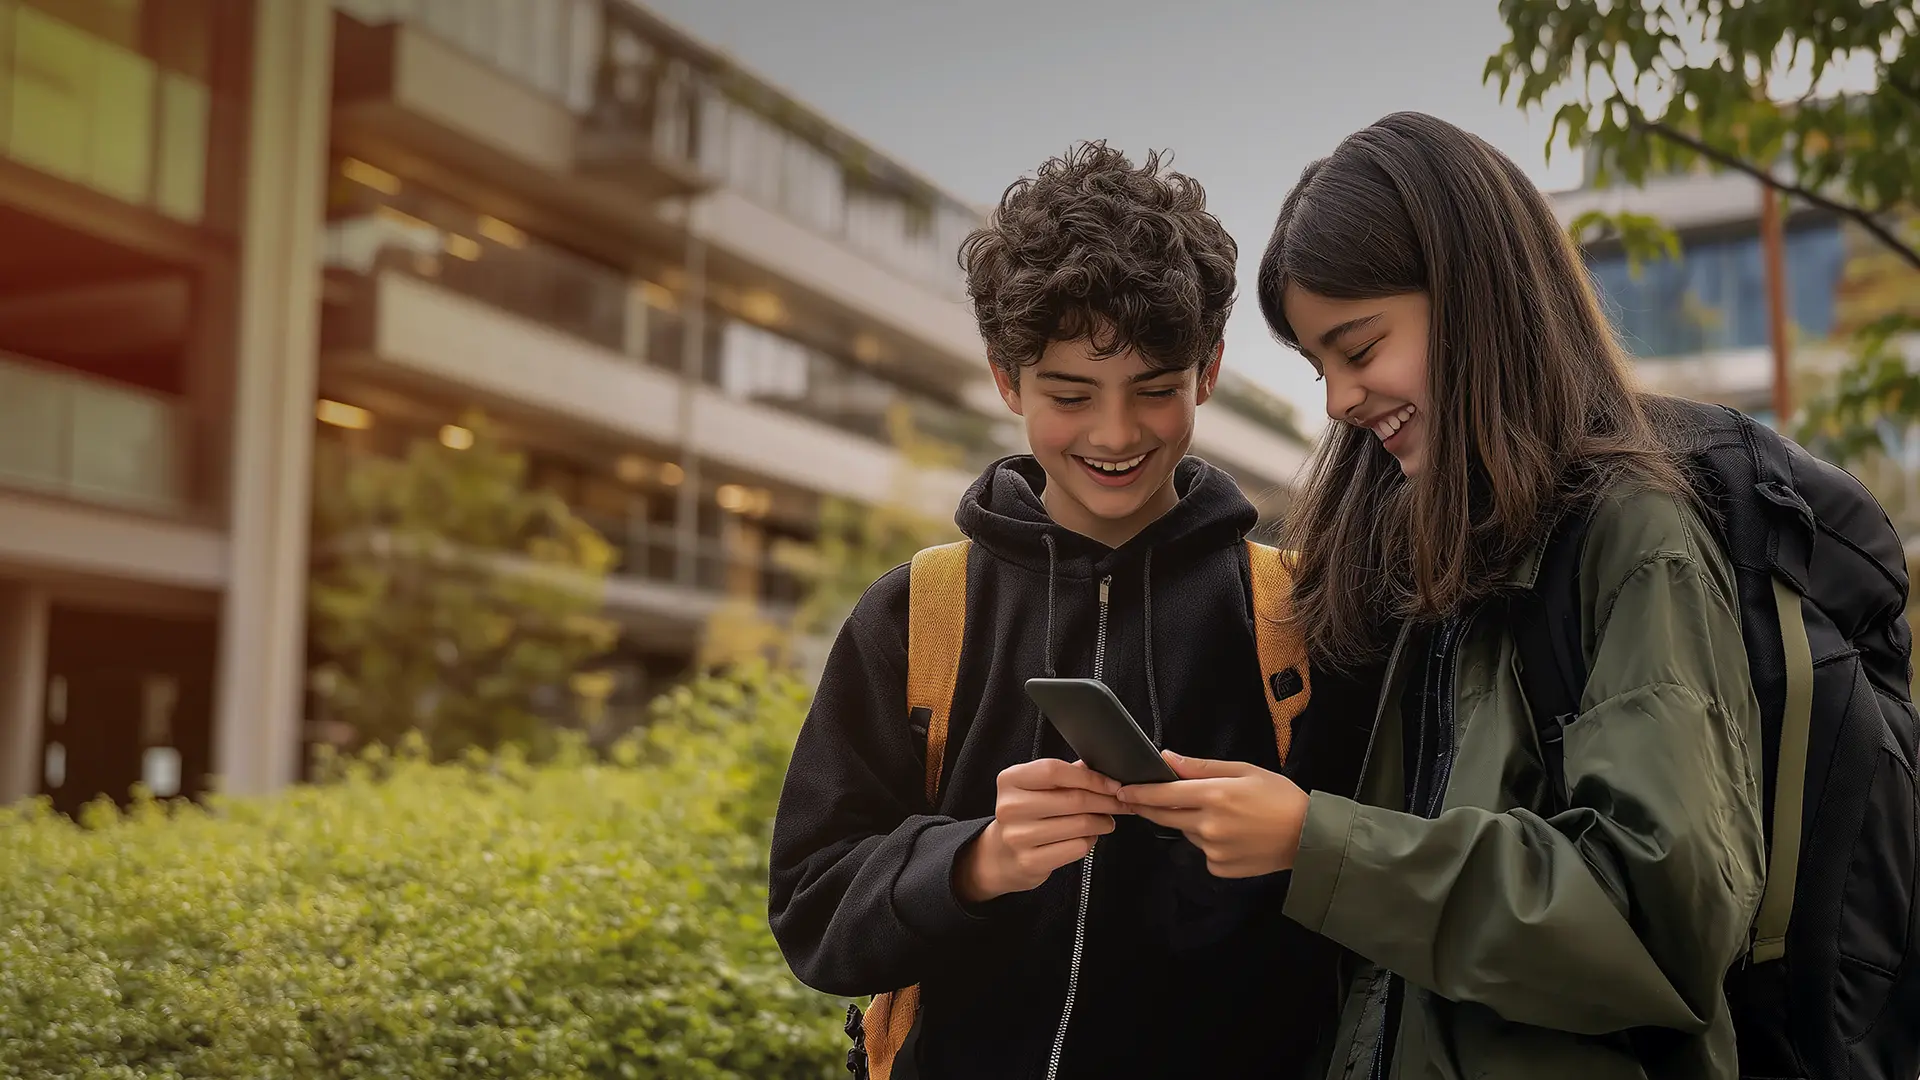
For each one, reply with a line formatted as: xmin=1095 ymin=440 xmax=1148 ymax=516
xmin=1115 ymin=778 xmax=1227 ymax=808
xmin=1027 ymin=835 xmax=1100 ymax=872
xmin=1164 ymin=750 xmax=1258 ymax=781
xmin=1003 ymin=757 xmax=1122 ymax=796
xmin=1022 ymin=787 xmax=1132 ymax=818
xmin=1129 ymin=805 xmax=1207 ymax=831
xmin=1007 ymin=813 xmax=1116 ymax=848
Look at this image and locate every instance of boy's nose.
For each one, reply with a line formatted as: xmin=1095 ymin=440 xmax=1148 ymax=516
xmin=1088 ymin=403 xmax=1141 ymax=450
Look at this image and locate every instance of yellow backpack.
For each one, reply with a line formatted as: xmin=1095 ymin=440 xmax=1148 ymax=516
xmin=856 ymin=538 xmax=1311 ymax=1080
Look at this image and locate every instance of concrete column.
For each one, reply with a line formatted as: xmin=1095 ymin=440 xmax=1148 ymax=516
xmin=211 ymin=0 xmax=333 ymax=796
xmin=0 ymin=584 xmax=50 ymax=805
xmin=674 ymin=229 xmax=707 ymax=586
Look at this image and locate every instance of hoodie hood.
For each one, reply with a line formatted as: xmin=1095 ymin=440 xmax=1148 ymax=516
xmin=953 ymin=455 xmax=1259 ymax=578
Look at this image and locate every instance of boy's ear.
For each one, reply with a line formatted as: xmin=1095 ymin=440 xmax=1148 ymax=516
xmin=991 ymin=362 xmax=1025 ymax=416
xmin=1195 ymin=341 xmax=1224 ymax=405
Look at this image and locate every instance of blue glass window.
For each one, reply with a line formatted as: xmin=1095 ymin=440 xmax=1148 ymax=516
xmin=1585 ymin=225 xmax=1847 ymax=359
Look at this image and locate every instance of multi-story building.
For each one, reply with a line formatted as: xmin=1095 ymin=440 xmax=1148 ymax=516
xmin=1549 ymin=160 xmax=1860 ymax=425
xmin=0 ymin=0 xmax=1309 ymax=813
xmin=0 ymin=0 xmax=327 ymax=815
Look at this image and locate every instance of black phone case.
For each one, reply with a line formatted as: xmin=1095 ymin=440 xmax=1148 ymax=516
xmin=1023 ymin=677 xmax=1180 ymax=786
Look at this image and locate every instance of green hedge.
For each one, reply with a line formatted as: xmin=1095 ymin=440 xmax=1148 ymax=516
xmin=0 ymin=667 xmax=847 ymax=1079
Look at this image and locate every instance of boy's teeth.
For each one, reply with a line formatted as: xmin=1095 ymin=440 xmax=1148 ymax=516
xmin=1085 ymin=453 xmax=1148 ymax=473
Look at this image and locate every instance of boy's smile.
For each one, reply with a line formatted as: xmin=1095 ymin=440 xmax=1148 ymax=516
xmin=994 ymin=336 xmax=1219 ymax=548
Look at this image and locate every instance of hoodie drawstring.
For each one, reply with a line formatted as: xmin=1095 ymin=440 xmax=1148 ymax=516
xmin=1142 ymin=550 xmax=1164 ymax=746
xmin=1033 ymin=534 xmax=1060 ymax=759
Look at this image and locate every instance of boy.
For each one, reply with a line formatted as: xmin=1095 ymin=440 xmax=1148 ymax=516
xmin=768 ymin=143 xmax=1359 ymax=1079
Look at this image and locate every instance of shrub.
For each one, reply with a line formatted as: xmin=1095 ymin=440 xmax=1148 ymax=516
xmin=0 ymin=666 xmax=845 ymax=1079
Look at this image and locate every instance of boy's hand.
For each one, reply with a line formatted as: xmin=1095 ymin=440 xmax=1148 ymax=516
xmin=954 ymin=758 xmax=1129 ymax=904
xmin=1117 ymin=751 xmax=1310 ymax=878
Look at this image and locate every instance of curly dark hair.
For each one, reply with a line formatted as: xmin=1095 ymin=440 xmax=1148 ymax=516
xmin=959 ymin=142 xmax=1238 ymax=381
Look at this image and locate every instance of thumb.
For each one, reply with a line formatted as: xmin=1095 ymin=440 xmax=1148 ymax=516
xmin=1163 ymin=750 xmax=1255 ymax=780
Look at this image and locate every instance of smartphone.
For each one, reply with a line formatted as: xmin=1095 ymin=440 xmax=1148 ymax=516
xmin=1024 ymin=677 xmax=1180 ymax=786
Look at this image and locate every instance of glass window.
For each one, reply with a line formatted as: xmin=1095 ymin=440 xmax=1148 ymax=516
xmin=1586 ymin=224 xmax=1847 ymax=359
xmin=5 ymin=1 xmax=210 ymax=222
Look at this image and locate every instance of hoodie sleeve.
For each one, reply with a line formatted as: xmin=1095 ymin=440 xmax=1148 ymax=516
xmin=767 ymin=563 xmax=998 ymax=997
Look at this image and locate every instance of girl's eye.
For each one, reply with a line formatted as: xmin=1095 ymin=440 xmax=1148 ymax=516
xmin=1346 ymin=340 xmax=1380 ymax=364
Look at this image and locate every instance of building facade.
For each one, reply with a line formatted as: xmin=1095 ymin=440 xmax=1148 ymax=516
xmin=0 ymin=0 xmax=1309 ymax=812
xmin=1549 ymin=161 xmax=1861 ymax=425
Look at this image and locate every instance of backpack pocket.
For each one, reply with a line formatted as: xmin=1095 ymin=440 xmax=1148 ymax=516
xmin=1833 ymin=689 xmax=1917 ymax=1046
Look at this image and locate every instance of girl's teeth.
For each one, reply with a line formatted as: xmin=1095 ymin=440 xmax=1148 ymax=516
xmin=1375 ymin=406 xmax=1414 ymax=441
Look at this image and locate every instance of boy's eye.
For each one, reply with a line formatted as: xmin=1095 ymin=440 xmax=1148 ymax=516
xmin=1139 ymin=388 xmax=1180 ymax=399
xmin=1050 ymin=396 xmax=1089 ymax=407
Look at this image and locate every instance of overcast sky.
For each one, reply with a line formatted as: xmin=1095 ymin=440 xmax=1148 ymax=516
xmin=642 ymin=0 xmax=1585 ymax=431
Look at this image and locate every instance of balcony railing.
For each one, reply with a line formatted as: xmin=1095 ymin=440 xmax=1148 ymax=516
xmin=2 ymin=0 xmax=218 ymax=226
xmin=575 ymin=512 xmax=806 ymax=611
xmin=0 ymin=352 xmax=187 ymax=514
xmin=324 ymin=179 xmax=1004 ymax=466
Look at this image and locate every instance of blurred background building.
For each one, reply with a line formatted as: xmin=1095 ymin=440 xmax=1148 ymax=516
xmin=1551 ymin=155 xmax=1858 ymax=425
xmin=0 ymin=0 xmax=1309 ymax=813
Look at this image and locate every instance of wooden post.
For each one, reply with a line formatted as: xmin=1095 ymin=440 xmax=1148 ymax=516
xmin=1760 ymin=183 xmax=1793 ymax=424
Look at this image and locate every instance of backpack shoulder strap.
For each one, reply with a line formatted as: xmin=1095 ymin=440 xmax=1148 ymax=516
xmin=1514 ymin=509 xmax=1595 ymax=814
xmin=906 ymin=540 xmax=970 ymax=805
xmin=1751 ymin=575 xmax=1812 ymax=964
xmin=1246 ymin=540 xmax=1311 ymax=764
xmin=864 ymin=541 xmax=970 ymax=1080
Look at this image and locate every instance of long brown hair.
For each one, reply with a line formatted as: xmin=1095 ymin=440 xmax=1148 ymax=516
xmin=1257 ymin=112 xmax=1683 ymax=667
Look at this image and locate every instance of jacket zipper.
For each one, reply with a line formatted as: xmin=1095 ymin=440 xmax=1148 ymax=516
xmin=1368 ymin=611 xmax=1474 ymax=1080
xmin=1045 ymin=574 xmax=1111 ymax=1080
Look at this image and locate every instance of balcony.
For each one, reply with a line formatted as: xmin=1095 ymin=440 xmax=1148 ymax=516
xmin=0 ymin=0 xmax=220 ymax=228
xmin=574 ymin=511 xmax=805 ymax=633
xmin=0 ymin=352 xmax=187 ymax=515
xmin=0 ymin=352 xmax=223 ymax=590
xmin=320 ymin=206 xmax=978 ymax=518
xmin=326 ymin=0 xmax=988 ymax=368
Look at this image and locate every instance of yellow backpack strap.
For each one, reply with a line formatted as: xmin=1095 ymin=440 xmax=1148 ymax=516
xmin=1246 ymin=540 xmax=1311 ymax=764
xmin=905 ymin=540 xmax=970 ymax=804
xmin=864 ymin=539 xmax=970 ymax=1080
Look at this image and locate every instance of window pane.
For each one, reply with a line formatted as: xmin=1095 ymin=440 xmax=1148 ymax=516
xmin=11 ymin=7 xmax=93 ymax=181
xmin=88 ymin=38 xmax=155 ymax=203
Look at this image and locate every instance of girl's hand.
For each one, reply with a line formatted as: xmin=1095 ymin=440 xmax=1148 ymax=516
xmin=1118 ymin=751 xmax=1310 ymax=878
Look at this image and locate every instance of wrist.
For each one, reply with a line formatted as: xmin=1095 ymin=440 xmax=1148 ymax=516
xmin=953 ymin=822 xmax=1008 ymax=905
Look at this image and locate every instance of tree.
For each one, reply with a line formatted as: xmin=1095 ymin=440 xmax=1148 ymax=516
xmin=1488 ymin=0 xmax=1917 ymax=267
xmin=1487 ymin=0 xmax=1920 ymax=465
xmin=307 ymin=412 xmax=620 ymax=759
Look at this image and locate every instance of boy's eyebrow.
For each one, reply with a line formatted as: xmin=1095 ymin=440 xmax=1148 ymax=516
xmin=1319 ymin=314 xmax=1382 ymax=348
xmin=1034 ymin=369 xmax=1181 ymax=386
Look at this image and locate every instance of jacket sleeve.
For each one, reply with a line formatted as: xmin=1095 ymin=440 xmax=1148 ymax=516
xmin=1283 ymin=495 xmax=1767 ymax=1035
xmin=767 ymin=564 xmax=997 ymax=997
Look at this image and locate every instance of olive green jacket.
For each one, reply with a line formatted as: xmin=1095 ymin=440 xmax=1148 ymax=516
xmin=1285 ymin=487 xmax=1766 ymax=1080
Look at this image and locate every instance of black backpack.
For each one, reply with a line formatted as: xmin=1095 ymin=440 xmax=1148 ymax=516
xmin=1516 ymin=396 xmax=1920 ymax=1080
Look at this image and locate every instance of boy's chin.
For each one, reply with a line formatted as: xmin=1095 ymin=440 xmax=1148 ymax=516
xmin=1064 ymin=471 xmax=1172 ymax=520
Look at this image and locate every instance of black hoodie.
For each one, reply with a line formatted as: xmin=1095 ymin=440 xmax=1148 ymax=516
xmin=769 ymin=456 xmax=1370 ymax=1079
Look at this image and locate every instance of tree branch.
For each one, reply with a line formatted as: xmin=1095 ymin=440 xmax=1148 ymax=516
xmin=1631 ymin=116 xmax=1920 ymax=272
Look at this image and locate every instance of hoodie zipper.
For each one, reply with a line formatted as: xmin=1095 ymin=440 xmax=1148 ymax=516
xmin=1045 ymin=573 xmax=1111 ymax=1080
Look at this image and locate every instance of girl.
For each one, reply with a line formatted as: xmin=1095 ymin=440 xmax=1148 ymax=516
xmin=1119 ymin=112 xmax=1765 ymax=1079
